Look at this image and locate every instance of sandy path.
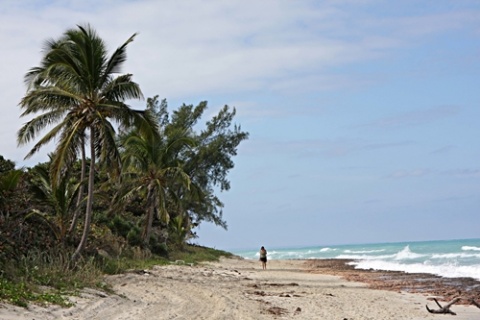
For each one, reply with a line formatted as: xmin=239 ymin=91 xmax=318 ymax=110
xmin=1 ymin=257 xmax=478 ymax=320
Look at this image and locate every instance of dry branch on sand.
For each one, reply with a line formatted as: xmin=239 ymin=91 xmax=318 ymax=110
xmin=426 ymin=297 xmax=461 ymax=315
xmin=426 ymin=297 xmax=480 ymax=315
xmin=471 ymin=299 xmax=480 ymax=309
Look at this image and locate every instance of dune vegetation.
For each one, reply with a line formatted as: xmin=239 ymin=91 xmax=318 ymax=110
xmin=0 ymin=24 xmax=247 ymax=307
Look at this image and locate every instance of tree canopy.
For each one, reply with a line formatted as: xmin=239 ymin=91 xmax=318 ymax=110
xmin=4 ymin=24 xmax=248 ymax=264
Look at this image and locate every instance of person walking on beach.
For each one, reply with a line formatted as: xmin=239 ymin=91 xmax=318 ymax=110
xmin=259 ymin=246 xmax=267 ymax=270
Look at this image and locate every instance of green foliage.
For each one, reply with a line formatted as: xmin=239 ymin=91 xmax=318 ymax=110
xmin=0 ymin=248 xmax=103 ymax=308
xmin=3 ymin=23 xmax=248 ymax=309
xmin=120 ymin=96 xmax=249 ymax=246
xmin=166 ymin=99 xmax=249 ymax=229
xmin=126 ymin=226 xmax=142 ymax=246
xmin=0 ymin=212 xmax=55 ymax=267
xmin=168 ymin=215 xmax=189 ymax=249
xmin=0 ymin=228 xmax=232 ymax=308
xmin=0 ymin=278 xmax=72 ymax=308
xmin=118 ymin=104 xmax=193 ymax=246
xmin=108 ymin=215 xmax=136 ymax=238
xmin=168 ymin=244 xmax=234 ymax=264
xmin=0 ymin=155 xmax=15 ymax=173
xmin=16 ymin=249 xmax=103 ymax=289
xmin=149 ymin=240 xmax=169 ymax=256
xmin=26 ymin=164 xmax=81 ymax=243
xmin=0 ymin=157 xmax=26 ymax=215
xmin=98 ymin=244 xmax=230 ymax=275
xmin=18 ymin=23 xmax=147 ymax=261
xmin=0 ymin=170 xmax=22 ymax=192
xmin=99 ymin=253 xmax=170 ymax=275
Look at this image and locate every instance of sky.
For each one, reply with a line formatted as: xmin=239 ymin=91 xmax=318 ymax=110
xmin=1 ymin=0 xmax=479 ymax=251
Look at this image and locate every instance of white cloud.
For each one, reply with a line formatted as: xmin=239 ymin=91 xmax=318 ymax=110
xmin=1 ymin=1 xmax=479 ymax=167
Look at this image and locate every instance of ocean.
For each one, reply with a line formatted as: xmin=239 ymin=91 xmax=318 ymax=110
xmin=232 ymin=238 xmax=480 ymax=281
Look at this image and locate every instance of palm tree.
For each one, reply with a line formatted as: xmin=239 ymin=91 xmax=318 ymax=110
xmin=119 ymin=113 xmax=192 ymax=246
xmin=18 ymin=24 xmax=145 ymax=261
xmin=27 ymin=164 xmax=81 ymax=244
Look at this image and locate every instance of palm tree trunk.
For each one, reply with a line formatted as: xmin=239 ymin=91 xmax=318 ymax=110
xmin=68 ymin=138 xmax=86 ymax=235
xmin=142 ymin=186 xmax=155 ymax=246
xmin=72 ymin=129 xmax=95 ymax=262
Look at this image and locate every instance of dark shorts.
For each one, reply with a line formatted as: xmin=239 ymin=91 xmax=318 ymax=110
xmin=260 ymin=257 xmax=267 ymax=262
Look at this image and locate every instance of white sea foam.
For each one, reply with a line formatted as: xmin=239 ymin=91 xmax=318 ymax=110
xmin=337 ymin=246 xmax=424 ymax=261
xmin=431 ymin=252 xmax=480 ymax=259
xmin=268 ymin=250 xmax=300 ymax=259
xmin=462 ymin=246 xmax=480 ymax=251
xmin=344 ymin=249 xmax=385 ymax=254
xmin=233 ymin=239 xmax=480 ymax=278
xmin=350 ymin=260 xmax=480 ymax=280
xmin=393 ymin=246 xmax=425 ymax=260
xmin=336 ymin=253 xmax=395 ymax=260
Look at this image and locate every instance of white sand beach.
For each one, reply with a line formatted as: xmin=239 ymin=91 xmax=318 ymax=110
xmin=1 ymin=257 xmax=478 ymax=320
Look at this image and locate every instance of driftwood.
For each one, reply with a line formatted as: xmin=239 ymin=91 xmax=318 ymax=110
xmin=426 ymin=297 xmax=461 ymax=315
xmin=471 ymin=299 xmax=480 ymax=309
xmin=426 ymin=297 xmax=480 ymax=315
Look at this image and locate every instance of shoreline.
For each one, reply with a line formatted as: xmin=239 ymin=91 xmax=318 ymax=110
xmin=304 ymin=259 xmax=480 ymax=306
xmin=1 ymin=257 xmax=479 ymax=319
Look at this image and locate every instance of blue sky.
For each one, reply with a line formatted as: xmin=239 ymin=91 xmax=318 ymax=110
xmin=1 ymin=0 xmax=479 ymax=251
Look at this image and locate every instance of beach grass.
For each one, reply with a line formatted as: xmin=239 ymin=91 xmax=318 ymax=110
xmin=167 ymin=244 xmax=234 ymax=264
xmin=0 ymin=244 xmax=233 ymax=308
